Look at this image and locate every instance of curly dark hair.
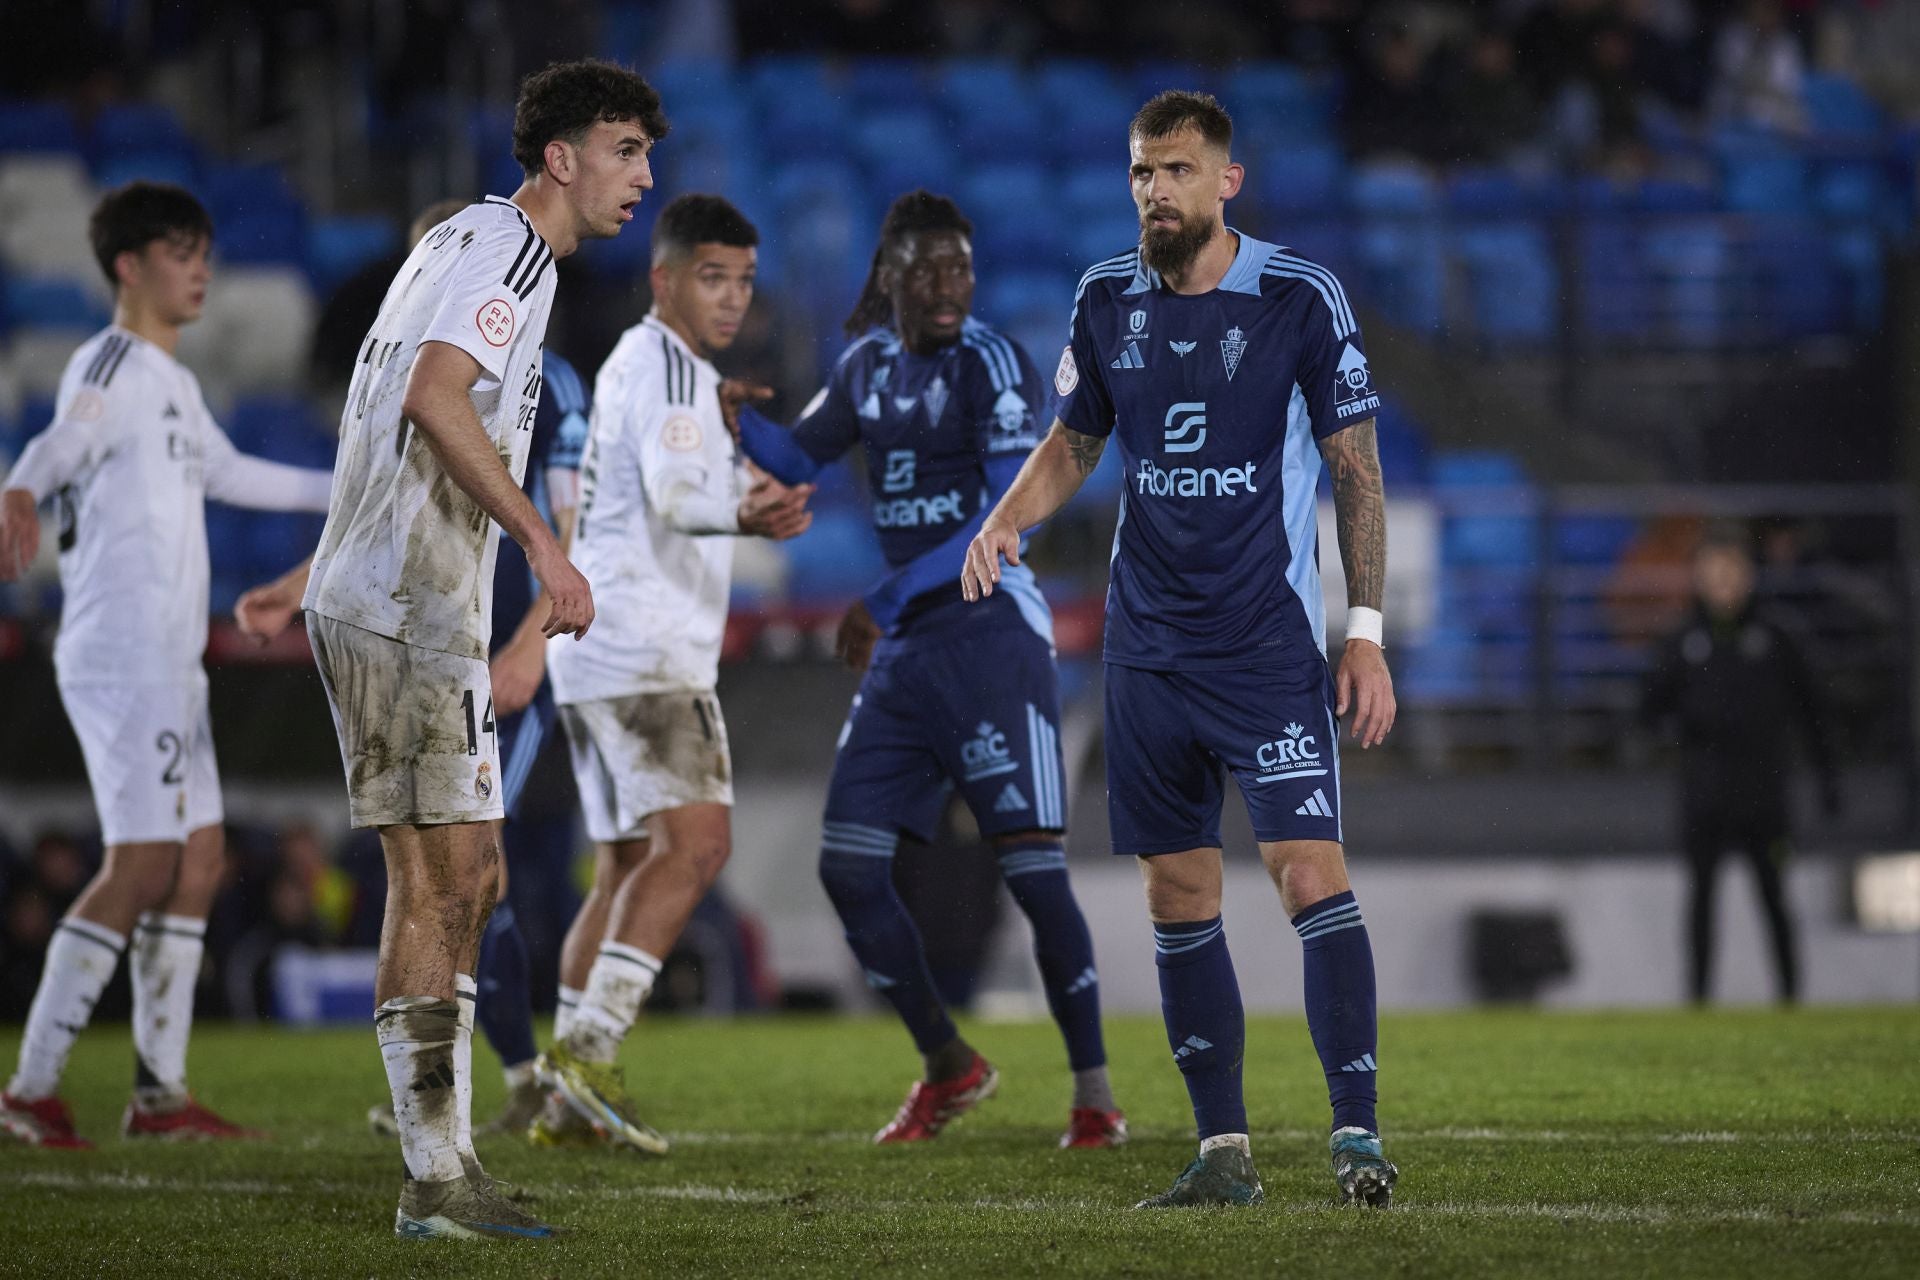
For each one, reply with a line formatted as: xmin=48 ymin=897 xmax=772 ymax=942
xmin=843 ymin=189 xmax=974 ymax=337
xmin=512 ymin=59 xmax=669 ymax=176
xmin=652 ymin=193 xmax=759 ymax=265
xmin=1130 ymin=89 xmax=1234 ymax=154
xmin=89 ymin=182 xmax=213 ymax=288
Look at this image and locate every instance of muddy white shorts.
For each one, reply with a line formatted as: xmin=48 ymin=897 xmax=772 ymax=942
xmin=58 ymin=674 xmax=223 ymax=846
xmin=557 ymin=689 xmax=733 ymax=844
xmin=307 ymin=611 xmax=504 ymax=828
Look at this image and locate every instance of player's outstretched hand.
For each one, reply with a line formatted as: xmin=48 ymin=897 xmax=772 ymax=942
xmin=234 ymin=581 xmax=301 ymax=644
xmin=961 ymin=519 xmax=1021 ymax=602
xmin=0 ymin=489 xmax=40 ymax=582
xmin=530 ymin=541 xmax=594 ymax=640
xmin=717 ymin=378 xmax=774 ymax=439
xmin=738 ymin=473 xmax=814 ymax=540
xmin=490 ymin=629 xmax=546 ymax=716
xmin=836 ymin=600 xmax=881 ymax=673
xmin=1335 ymin=639 xmax=1396 ymax=749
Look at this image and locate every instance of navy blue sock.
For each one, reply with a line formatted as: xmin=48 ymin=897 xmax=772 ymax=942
xmin=998 ymin=840 xmax=1106 ymax=1071
xmin=819 ymin=827 xmax=957 ymax=1055
xmin=475 ymin=901 xmax=537 ymax=1070
xmin=1154 ymin=916 xmax=1246 ymax=1140
xmin=1292 ymin=890 xmax=1379 ymax=1134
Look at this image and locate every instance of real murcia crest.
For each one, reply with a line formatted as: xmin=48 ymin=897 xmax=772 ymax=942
xmin=1220 ymin=326 xmax=1247 ymax=381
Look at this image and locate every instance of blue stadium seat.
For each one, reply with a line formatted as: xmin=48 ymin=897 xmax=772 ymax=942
xmin=935 ymin=61 xmax=1043 ymax=160
xmin=1745 ymin=222 xmax=1841 ymax=339
xmin=1035 ymin=61 xmax=1131 ymax=163
xmin=0 ymin=101 xmax=79 ymax=154
xmin=1803 ymin=73 xmax=1882 ymax=142
xmin=205 ymin=164 xmax=305 ymax=264
xmin=1062 ymin=163 xmax=1126 ymax=223
xmin=978 ymin=270 xmax=1070 ymax=334
xmin=93 ymin=152 xmax=198 ymax=191
xmin=1452 ymin=222 xmax=1558 ymax=346
xmin=91 ymin=103 xmax=192 ymax=158
xmin=646 ymin=60 xmax=737 ymax=110
xmin=752 ymin=65 xmax=849 ymax=161
xmin=597 ymin=1 xmax=653 ymax=61
xmin=1811 ymin=160 xmax=1891 ymax=226
xmin=851 ymin=108 xmax=954 ymax=196
xmin=1354 ymin=222 xmax=1444 ymax=335
xmin=306 ymin=216 xmax=399 ymax=292
xmin=1576 ymin=219 xmax=1650 ymax=341
xmin=1259 ymin=143 xmax=1344 ymax=213
xmin=1224 ymin=63 xmax=1337 ymax=144
xmin=959 ymin=165 xmax=1065 ymax=262
xmin=1554 ymin=514 xmax=1636 ymax=566
xmin=1827 ymin=226 xmax=1885 ymax=332
xmin=1714 ymin=128 xmax=1810 ymax=215
xmin=3 ymin=277 xmax=107 ymax=330
xmin=1071 ymin=211 xmax=1144 ymax=271
xmin=1347 ymin=162 xmax=1439 ymax=217
xmin=847 ymin=58 xmax=924 ymax=109
xmin=1446 ymin=169 xmax=1567 ymax=216
xmin=1641 ymin=221 xmax=1734 ymax=347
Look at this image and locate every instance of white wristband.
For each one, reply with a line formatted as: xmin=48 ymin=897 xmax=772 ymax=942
xmin=1345 ymin=606 xmax=1384 ymax=648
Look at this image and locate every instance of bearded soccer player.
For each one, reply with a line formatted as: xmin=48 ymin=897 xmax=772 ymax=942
xmin=236 ymin=199 xmax=592 ymax=1141
xmin=300 ymin=60 xmax=663 ymax=1240
xmin=0 ymin=183 xmax=333 ymax=1147
xmin=532 ymin=193 xmax=813 ymax=1153
xmin=731 ymin=190 xmax=1124 ymax=1149
xmin=964 ymin=92 xmax=1398 ymax=1208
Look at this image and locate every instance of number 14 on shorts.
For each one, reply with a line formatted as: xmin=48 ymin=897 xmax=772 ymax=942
xmin=461 ymin=689 xmax=495 ymax=756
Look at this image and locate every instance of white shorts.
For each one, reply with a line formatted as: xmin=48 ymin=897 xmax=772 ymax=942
xmin=59 ymin=676 xmax=224 ymax=846
xmin=308 ymin=612 xmax=504 ymax=828
xmin=558 ymin=690 xmax=733 ymax=844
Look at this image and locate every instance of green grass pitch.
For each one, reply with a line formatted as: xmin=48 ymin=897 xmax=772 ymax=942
xmin=1 ymin=1007 xmax=1914 ymax=1277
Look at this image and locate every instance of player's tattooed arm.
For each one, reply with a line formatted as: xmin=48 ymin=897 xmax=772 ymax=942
xmin=1320 ymin=418 xmax=1386 ymax=611
xmin=1065 ymin=425 xmax=1107 ymax=476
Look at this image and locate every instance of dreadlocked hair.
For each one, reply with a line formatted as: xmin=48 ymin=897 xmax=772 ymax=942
xmin=842 ymin=189 xmax=974 ymax=338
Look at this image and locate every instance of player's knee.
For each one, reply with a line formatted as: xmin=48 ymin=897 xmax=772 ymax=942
xmin=818 ymin=850 xmax=891 ymax=914
xmin=680 ymin=837 xmax=731 ymax=888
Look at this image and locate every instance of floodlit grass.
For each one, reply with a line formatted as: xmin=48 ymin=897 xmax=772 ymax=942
xmin=1 ymin=1007 xmax=1915 ymax=1277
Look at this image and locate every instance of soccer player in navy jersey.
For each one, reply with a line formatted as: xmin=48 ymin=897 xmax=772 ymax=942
xmin=730 ymin=191 xmax=1125 ymax=1149
xmin=234 ymin=199 xmax=593 ymax=1145
xmin=964 ymin=92 xmax=1399 ymax=1208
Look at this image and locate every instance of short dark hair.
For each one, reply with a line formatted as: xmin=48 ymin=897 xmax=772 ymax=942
xmin=512 ymin=59 xmax=669 ymax=176
xmin=844 ymin=189 xmax=974 ymax=337
xmin=1130 ymin=90 xmax=1234 ymax=154
xmin=88 ymin=182 xmax=213 ymax=287
xmin=652 ymin=193 xmax=759 ymax=266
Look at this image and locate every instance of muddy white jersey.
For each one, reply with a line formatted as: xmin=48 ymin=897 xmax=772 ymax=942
xmin=303 ymin=195 xmax=557 ymax=660
xmin=548 ymin=315 xmax=742 ymax=702
xmin=3 ymin=326 xmax=333 ymax=684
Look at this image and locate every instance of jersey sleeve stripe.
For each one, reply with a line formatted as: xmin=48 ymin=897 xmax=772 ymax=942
xmin=963 ymin=331 xmax=1016 ymax=391
xmin=512 ymin=244 xmax=553 ymax=300
xmin=502 ymin=225 xmax=538 ymax=292
xmin=1265 ymin=252 xmax=1355 ymax=336
xmin=1262 ymin=264 xmax=1353 ymax=339
xmin=83 ymin=335 xmax=126 ymax=386
xmin=97 ymin=336 xmax=133 ymax=388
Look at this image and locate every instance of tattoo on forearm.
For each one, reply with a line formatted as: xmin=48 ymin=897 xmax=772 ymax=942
xmin=1322 ymin=420 xmax=1386 ymax=610
xmin=1064 ymin=427 xmax=1106 ymax=476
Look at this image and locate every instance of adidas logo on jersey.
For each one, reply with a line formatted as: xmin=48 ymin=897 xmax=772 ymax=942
xmin=161 ymin=402 xmax=180 ymax=419
xmin=1110 ymin=340 xmax=1146 ymax=370
xmin=993 ymin=782 xmax=1028 ymax=814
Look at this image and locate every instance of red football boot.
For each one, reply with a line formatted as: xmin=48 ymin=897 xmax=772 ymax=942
xmin=0 ymin=1092 xmax=92 ymax=1149
xmin=1060 ymin=1107 xmax=1129 ymax=1149
xmin=122 ymin=1097 xmax=266 ymax=1142
xmin=873 ymin=1054 xmax=998 ymax=1143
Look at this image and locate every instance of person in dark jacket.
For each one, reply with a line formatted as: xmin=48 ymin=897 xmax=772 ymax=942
xmin=1642 ymin=526 xmax=1838 ymax=1004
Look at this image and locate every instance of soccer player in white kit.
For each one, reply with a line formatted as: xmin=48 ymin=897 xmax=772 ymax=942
xmin=298 ymin=61 xmax=665 ymax=1241
xmin=0 ymin=183 xmax=334 ymax=1148
xmin=532 ymin=194 xmax=813 ymax=1152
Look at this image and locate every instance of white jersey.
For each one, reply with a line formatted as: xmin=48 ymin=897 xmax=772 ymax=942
xmin=3 ymin=326 xmax=333 ymax=685
xmin=548 ymin=315 xmax=742 ymax=702
xmin=303 ymin=196 xmax=557 ymax=660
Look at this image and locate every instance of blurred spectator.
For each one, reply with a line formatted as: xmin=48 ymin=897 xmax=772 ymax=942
xmin=1273 ymin=0 xmax=1366 ymax=73
xmin=1641 ymin=526 xmax=1837 ymax=1005
xmin=1546 ymin=19 xmax=1655 ymax=175
xmin=1444 ymin=24 xmax=1542 ymax=165
xmin=1344 ymin=24 xmax=1452 ymax=163
xmin=0 ymin=831 xmax=99 ymax=1019
xmin=1514 ymin=0 xmax=1612 ymax=103
xmin=1709 ymin=0 xmax=1809 ymax=133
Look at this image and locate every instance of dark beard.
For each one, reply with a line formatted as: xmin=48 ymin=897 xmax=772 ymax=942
xmin=1140 ymin=211 xmax=1216 ymax=279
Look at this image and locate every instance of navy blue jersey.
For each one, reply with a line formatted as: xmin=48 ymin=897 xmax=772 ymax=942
xmin=791 ymin=317 xmax=1053 ymax=643
xmin=490 ymin=349 xmax=590 ymax=652
xmin=1055 ymin=232 xmax=1377 ymax=672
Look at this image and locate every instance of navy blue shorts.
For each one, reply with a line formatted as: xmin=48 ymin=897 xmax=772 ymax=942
xmin=496 ymin=678 xmax=556 ymax=820
xmin=1104 ymin=660 xmax=1342 ymax=856
xmin=824 ymin=627 xmax=1067 ymax=841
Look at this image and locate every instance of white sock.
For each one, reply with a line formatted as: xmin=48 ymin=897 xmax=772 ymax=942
xmin=563 ymin=943 xmax=661 ymax=1064
xmin=554 ymin=985 xmax=584 ymax=1043
xmin=375 ymin=996 xmax=464 ymax=1184
xmin=1201 ymin=1132 xmax=1252 ymax=1158
xmin=8 ymin=919 xmax=126 ymax=1100
xmin=453 ymin=974 xmax=477 ymax=1163
xmin=130 ymin=913 xmax=206 ymax=1111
